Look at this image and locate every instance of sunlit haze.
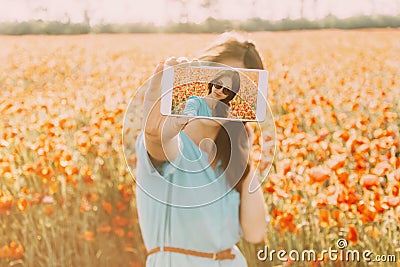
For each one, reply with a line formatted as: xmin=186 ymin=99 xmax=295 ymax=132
xmin=0 ymin=0 xmax=399 ymax=25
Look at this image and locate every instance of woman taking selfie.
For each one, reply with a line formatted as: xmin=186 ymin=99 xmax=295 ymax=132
xmin=135 ymin=32 xmax=267 ymax=267
xmin=183 ymin=69 xmax=241 ymax=118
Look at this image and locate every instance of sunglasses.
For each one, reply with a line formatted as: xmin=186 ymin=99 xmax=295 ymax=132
xmin=212 ymin=81 xmax=231 ymax=95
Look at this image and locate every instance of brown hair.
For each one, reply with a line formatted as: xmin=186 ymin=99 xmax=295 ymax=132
xmin=199 ymin=32 xmax=264 ymax=69
xmin=198 ymin=32 xmax=264 ymax=193
xmin=208 ymin=69 xmax=240 ymax=118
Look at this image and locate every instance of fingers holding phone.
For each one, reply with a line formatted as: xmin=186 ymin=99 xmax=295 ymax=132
xmin=143 ymin=57 xmax=192 ymax=162
xmin=143 ymin=57 xmax=187 ymax=128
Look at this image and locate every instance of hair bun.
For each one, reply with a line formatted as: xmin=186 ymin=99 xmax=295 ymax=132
xmin=245 ymin=41 xmax=255 ymax=49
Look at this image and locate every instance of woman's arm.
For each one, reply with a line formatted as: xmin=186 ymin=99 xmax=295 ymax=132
xmin=143 ymin=59 xmax=189 ymax=163
xmin=182 ymin=97 xmax=199 ymax=116
xmin=239 ymin=167 xmax=268 ymax=244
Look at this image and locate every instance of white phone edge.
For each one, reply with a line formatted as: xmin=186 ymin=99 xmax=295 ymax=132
xmin=256 ymin=70 xmax=268 ymax=122
xmin=160 ymin=64 xmax=174 ymax=116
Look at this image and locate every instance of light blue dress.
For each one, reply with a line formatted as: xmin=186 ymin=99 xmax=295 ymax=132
xmin=135 ymin=129 xmax=248 ymax=267
xmin=182 ymin=96 xmax=212 ymax=117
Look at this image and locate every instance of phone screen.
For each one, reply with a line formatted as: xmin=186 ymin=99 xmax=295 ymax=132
xmin=170 ymin=66 xmax=260 ymax=120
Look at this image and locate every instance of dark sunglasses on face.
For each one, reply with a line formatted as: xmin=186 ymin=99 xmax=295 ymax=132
xmin=212 ymin=81 xmax=231 ymax=95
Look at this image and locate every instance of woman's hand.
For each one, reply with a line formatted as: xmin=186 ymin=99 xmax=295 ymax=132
xmin=143 ymin=57 xmax=190 ymax=162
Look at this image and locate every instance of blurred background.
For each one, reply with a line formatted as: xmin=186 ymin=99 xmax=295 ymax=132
xmin=0 ymin=0 xmax=400 ymax=34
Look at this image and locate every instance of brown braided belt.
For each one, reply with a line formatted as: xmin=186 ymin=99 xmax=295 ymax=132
xmin=147 ymin=246 xmax=236 ymax=261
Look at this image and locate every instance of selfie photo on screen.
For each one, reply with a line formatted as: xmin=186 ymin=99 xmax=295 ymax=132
xmin=169 ymin=66 xmax=261 ymax=120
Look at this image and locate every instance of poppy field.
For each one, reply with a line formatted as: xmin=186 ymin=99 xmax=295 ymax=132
xmin=0 ymin=31 xmax=400 ymax=266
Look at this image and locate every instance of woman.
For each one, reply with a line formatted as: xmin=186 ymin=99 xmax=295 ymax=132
xmin=183 ymin=69 xmax=240 ymax=118
xmin=136 ymin=32 xmax=267 ymax=267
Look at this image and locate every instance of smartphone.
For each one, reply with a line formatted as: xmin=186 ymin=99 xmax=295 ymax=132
xmin=160 ymin=63 xmax=268 ymax=122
